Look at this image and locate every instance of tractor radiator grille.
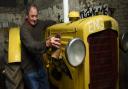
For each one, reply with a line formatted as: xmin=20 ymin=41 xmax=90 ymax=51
xmin=88 ymin=29 xmax=118 ymax=89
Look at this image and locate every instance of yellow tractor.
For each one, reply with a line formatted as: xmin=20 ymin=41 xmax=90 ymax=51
xmin=44 ymin=15 xmax=120 ymax=89
xmin=2 ymin=13 xmax=128 ymax=89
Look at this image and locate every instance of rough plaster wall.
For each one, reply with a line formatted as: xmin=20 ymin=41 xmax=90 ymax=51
xmin=0 ymin=1 xmax=24 ymax=27
xmin=117 ymin=0 xmax=128 ymax=89
xmin=34 ymin=0 xmax=61 ymax=9
xmin=36 ymin=0 xmax=81 ymax=22
xmin=0 ymin=13 xmax=23 ymax=27
xmin=33 ymin=0 xmax=63 ymax=21
xmin=0 ymin=0 xmax=63 ymax=26
xmin=69 ymin=0 xmax=79 ymax=11
xmin=79 ymin=0 xmax=117 ymax=10
xmin=116 ymin=0 xmax=128 ymax=31
xmin=0 ymin=10 xmax=24 ymax=28
xmin=39 ymin=3 xmax=63 ymax=21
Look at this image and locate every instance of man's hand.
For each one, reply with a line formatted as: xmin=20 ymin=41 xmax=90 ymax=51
xmin=46 ymin=37 xmax=61 ymax=48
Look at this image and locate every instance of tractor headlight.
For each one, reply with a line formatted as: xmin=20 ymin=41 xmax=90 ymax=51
xmin=120 ymin=32 xmax=128 ymax=52
xmin=66 ymin=38 xmax=86 ymax=67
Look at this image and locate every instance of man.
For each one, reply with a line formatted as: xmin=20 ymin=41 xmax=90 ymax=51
xmin=20 ymin=3 xmax=61 ymax=89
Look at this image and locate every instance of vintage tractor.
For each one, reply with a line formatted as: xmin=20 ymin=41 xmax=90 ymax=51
xmin=1 ymin=15 xmax=128 ymax=89
xmin=44 ymin=15 xmax=120 ymax=89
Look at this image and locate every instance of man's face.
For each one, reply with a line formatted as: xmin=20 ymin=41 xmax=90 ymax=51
xmin=27 ymin=7 xmax=38 ymax=26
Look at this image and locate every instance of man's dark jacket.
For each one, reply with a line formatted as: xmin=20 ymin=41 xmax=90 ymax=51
xmin=20 ymin=20 xmax=56 ymax=73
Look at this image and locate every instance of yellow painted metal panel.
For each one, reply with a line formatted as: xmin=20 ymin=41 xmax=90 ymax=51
xmin=8 ymin=27 xmax=21 ymax=63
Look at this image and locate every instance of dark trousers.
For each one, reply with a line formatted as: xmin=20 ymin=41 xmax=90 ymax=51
xmin=23 ymin=58 xmax=50 ymax=89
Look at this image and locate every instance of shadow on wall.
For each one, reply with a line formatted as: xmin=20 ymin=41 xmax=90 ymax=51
xmin=120 ymin=49 xmax=128 ymax=89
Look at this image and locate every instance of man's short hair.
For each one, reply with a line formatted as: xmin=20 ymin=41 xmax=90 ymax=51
xmin=26 ymin=3 xmax=39 ymax=15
